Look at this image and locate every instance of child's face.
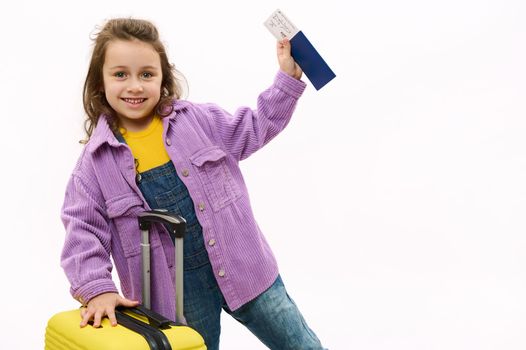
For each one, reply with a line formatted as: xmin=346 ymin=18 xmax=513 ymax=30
xmin=102 ymin=39 xmax=162 ymax=131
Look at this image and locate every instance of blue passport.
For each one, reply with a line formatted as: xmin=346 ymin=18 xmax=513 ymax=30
xmin=290 ymin=31 xmax=336 ymax=90
xmin=265 ymin=9 xmax=336 ymax=90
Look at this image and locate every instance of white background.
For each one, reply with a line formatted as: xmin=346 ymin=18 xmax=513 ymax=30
xmin=1 ymin=0 xmax=525 ymax=349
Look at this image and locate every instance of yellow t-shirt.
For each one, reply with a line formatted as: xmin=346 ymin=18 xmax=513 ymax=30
xmin=120 ymin=116 xmax=170 ymax=173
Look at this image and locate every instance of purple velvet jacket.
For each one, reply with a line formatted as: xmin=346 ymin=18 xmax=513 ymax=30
xmin=60 ymin=71 xmax=306 ymax=319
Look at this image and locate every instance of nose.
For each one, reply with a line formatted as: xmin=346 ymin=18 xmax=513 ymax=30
xmin=127 ymin=77 xmax=144 ymax=94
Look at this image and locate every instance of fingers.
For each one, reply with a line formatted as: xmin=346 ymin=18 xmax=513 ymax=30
xmin=276 ymin=39 xmax=302 ymax=80
xmin=107 ymin=308 xmax=117 ymax=327
xmin=277 ymin=38 xmax=292 ymax=58
xmin=79 ymin=306 xmax=102 ymax=328
xmin=92 ymin=310 xmax=103 ymax=328
xmin=117 ymin=295 xmax=139 ymax=308
xmin=109 ymin=297 xmax=138 ymax=327
xmin=78 ymin=293 xmax=139 ymax=328
xmin=79 ymin=305 xmax=114 ymax=328
xmin=79 ymin=307 xmax=89 ymax=328
xmin=80 ymin=306 xmax=99 ymax=328
xmin=278 ymin=38 xmax=290 ymax=47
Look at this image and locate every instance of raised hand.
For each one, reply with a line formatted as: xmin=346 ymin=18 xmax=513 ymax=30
xmin=277 ymin=39 xmax=302 ymax=80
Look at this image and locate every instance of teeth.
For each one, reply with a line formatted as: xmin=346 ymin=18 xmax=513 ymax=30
xmin=123 ymin=98 xmax=145 ymax=104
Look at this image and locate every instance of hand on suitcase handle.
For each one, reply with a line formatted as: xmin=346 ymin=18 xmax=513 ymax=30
xmin=138 ymin=210 xmax=187 ymax=238
xmin=77 ymin=211 xmax=185 ymax=329
xmin=80 ymin=292 xmax=139 ymax=328
xmin=118 ymin=304 xmax=175 ymax=329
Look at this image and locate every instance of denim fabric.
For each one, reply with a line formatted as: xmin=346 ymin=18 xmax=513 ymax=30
xmin=137 ymin=161 xmax=324 ymax=349
xmin=184 ymin=272 xmax=326 ymax=350
xmin=136 ymin=161 xmax=208 ymax=270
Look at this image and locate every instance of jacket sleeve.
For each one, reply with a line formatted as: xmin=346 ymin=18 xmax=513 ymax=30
xmin=60 ymin=172 xmax=118 ymax=305
xmin=203 ymin=70 xmax=307 ymax=161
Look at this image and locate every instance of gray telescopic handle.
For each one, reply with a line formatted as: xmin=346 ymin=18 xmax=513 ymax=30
xmin=138 ymin=210 xmax=186 ymax=324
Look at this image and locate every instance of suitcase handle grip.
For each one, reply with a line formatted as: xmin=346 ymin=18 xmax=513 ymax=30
xmin=117 ymin=304 xmax=175 ymax=330
xmin=138 ymin=210 xmax=186 ymax=238
xmin=115 ymin=308 xmax=173 ymax=350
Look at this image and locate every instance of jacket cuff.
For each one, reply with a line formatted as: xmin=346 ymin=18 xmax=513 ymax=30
xmin=72 ymin=278 xmax=118 ymax=305
xmin=274 ymin=70 xmax=307 ymax=99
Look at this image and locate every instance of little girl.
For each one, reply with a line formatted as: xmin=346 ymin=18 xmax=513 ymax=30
xmin=60 ymin=18 xmax=325 ymax=349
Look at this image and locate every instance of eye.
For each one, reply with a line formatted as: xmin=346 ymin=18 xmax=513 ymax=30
xmin=114 ymin=71 xmax=127 ymax=79
xmin=141 ymin=72 xmax=153 ymax=79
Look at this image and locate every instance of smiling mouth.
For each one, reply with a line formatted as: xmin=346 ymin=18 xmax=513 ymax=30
xmin=122 ymin=98 xmax=147 ymax=104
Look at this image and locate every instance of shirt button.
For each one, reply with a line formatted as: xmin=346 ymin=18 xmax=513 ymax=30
xmin=208 ymin=239 xmax=216 ymax=246
xmin=218 ymin=269 xmax=225 ymax=277
xmin=198 ymin=203 xmax=205 ymax=211
xmin=181 ymin=169 xmax=189 ymax=177
xmin=166 ymin=138 xmax=172 ymax=146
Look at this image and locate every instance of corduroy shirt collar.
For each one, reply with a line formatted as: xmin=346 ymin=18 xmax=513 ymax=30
xmin=86 ymin=100 xmax=190 ymax=153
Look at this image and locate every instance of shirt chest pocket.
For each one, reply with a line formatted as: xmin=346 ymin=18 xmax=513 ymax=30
xmin=105 ymin=193 xmax=146 ymax=258
xmin=190 ymin=146 xmax=241 ymax=212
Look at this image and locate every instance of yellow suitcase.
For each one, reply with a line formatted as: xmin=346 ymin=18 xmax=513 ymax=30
xmin=45 ymin=210 xmax=206 ymax=350
xmin=45 ymin=307 xmax=206 ymax=349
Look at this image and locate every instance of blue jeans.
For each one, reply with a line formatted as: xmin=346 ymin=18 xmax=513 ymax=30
xmin=184 ymin=267 xmax=325 ymax=350
xmin=136 ymin=161 xmax=325 ymax=349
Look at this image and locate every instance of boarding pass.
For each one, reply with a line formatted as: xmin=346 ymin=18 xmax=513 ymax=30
xmin=264 ymin=9 xmax=300 ymax=40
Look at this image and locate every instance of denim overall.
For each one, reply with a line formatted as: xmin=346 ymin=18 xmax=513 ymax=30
xmin=120 ymin=132 xmax=325 ymax=349
xmin=136 ymin=161 xmax=209 ymax=268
